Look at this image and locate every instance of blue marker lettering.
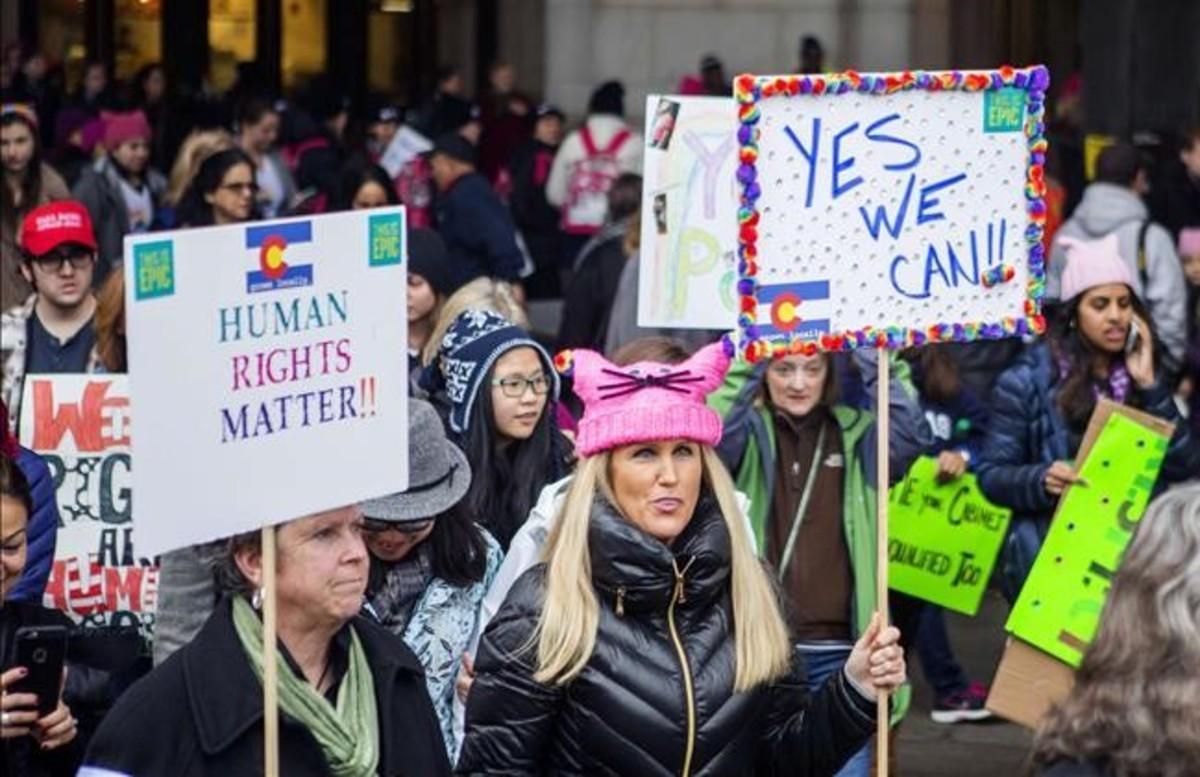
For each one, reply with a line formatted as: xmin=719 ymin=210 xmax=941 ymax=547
xmin=831 ymin=121 xmax=863 ymax=200
xmin=784 ymin=119 xmax=821 ymax=208
xmin=923 ymin=244 xmax=952 ymax=294
xmin=864 ymin=113 xmax=921 ymax=172
xmin=859 ymin=174 xmax=916 ymax=241
xmin=889 ymin=253 xmax=930 ymax=299
xmin=916 ymin=172 xmax=967 ymax=226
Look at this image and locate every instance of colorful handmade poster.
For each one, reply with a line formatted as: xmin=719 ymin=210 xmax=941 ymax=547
xmin=732 ymin=66 xmax=1050 ymax=361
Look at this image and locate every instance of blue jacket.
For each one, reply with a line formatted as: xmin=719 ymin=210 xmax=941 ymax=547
xmin=975 ymin=341 xmax=1198 ymax=522
xmin=9 ymin=445 xmax=59 ymax=602
xmin=434 ymin=172 xmax=525 ymax=286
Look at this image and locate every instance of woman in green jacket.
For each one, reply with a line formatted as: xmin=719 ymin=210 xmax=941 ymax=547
xmin=710 ymin=347 xmax=930 ymax=776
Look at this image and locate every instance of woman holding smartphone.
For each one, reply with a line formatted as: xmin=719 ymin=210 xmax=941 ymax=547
xmin=1 ymin=454 xmax=79 ymax=776
xmin=975 ymin=234 xmax=1199 ymax=602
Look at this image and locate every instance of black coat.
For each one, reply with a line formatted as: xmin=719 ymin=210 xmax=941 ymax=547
xmin=82 ymin=598 xmax=451 ymax=777
xmin=435 ymin=172 xmax=526 ymax=286
xmin=1 ymin=602 xmax=144 ymax=777
xmin=457 ymin=498 xmax=877 ymax=776
xmin=556 ymin=226 xmax=629 ymax=351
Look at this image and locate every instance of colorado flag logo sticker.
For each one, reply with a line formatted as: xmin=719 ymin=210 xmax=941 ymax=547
xmin=756 ymin=280 xmax=832 ymax=341
xmin=245 ymin=221 xmax=314 ymax=293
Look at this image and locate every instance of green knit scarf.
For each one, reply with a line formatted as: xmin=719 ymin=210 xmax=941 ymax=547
xmin=231 ymin=596 xmax=380 ymax=777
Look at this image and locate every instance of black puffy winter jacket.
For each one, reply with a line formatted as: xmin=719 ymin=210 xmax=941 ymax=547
xmin=457 ymin=496 xmax=877 ymax=776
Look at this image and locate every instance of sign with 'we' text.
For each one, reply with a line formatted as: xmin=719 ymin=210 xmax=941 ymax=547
xmin=124 ymin=209 xmax=410 ymax=557
xmin=733 ymin=66 xmax=1050 ymax=360
xmin=20 ymin=375 xmax=156 ymax=636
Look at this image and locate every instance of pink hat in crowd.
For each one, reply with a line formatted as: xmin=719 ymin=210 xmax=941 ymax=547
xmin=563 ymin=341 xmax=730 ymax=458
xmin=1178 ymin=227 xmax=1200 ymax=257
xmin=101 ymin=110 xmax=151 ymax=151
xmin=1057 ymin=234 xmax=1135 ymax=301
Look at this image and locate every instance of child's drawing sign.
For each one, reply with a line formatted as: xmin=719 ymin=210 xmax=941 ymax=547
xmin=638 ymin=95 xmax=739 ymax=330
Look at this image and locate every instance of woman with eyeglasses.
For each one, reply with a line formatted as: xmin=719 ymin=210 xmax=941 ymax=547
xmin=149 ymin=149 xmax=264 ymax=668
xmin=422 ymin=309 xmax=570 ymax=551
xmin=358 ymin=398 xmax=502 ymax=760
xmin=176 ymin=147 xmax=259 ymax=227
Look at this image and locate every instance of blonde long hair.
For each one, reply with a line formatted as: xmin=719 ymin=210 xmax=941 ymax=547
xmin=165 ymin=128 xmax=235 ymax=207
xmin=1030 ymin=484 xmax=1200 ymax=776
xmin=534 ymin=447 xmax=792 ymax=692
xmin=420 ymin=277 xmax=530 ymax=366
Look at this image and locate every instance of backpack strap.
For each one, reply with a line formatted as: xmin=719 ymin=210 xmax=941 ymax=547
xmin=601 ymin=128 xmax=632 ymax=156
xmin=1136 ymin=219 xmax=1151 ymax=291
xmin=580 ymin=125 xmax=598 ymax=157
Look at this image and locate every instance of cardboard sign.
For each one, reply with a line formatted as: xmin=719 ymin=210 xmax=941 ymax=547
xmin=986 ymin=637 xmax=1075 ymax=730
xmin=638 ymin=96 xmax=739 ymax=329
xmin=124 ymin=209 xmax=410 ymax=558
xmin=987 ymin=401 xmax=1175 ymax=728
xmin=18 ymin=375 xmax=156 ymax=636
xmin=731 ymin=66 xmax=1050 ymax=361
xmin=887 ymin=456 xmax=1011 ymax=616
xmin=1006 ymin=406 xmax=1172 ymax=666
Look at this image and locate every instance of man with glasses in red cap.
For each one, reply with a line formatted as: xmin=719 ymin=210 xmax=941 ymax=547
xmin=1 ymin=200 xmax=100 ymax=421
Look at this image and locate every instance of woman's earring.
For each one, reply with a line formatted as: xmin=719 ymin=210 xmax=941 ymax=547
xmin=251 ymin=587 xmax=263 ymax=610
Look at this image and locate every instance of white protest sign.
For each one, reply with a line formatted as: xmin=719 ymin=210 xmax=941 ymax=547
xmin=733 ymin=67 xmax=1049 ymax=359
xmin=638 ymin=95 xmax=739 ymax=329
xmin=124 ymin=208 xmax=409 ymax=557
xmin=379 ymin=125 xmax=433 ymax=179
xmin=19 ymin=375 xmax=156 ymax=635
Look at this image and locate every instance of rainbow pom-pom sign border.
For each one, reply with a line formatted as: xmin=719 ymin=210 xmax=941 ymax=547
xmin=733 ymin=65 xmax=1050 ymax=362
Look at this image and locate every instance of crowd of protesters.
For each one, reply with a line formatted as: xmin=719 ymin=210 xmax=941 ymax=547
xmin=2 ymin=38 xmax=1200 ymax=777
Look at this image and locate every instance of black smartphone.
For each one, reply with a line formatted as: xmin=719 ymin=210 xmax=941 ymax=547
xmin=10 ymin=625 xmax=67 ymax=717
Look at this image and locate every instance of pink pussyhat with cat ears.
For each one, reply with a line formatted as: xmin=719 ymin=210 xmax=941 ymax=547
xmin=559 ymin=341 xmax=731 ymax=458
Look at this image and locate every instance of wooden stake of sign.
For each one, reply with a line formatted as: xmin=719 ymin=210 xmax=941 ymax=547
xmin=876 ymin=353 xmax=890 ymax=776
xmin=262 ymin=525 xmax=280 ymax=777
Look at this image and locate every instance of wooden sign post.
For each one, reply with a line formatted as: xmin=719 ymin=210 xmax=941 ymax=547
xmin=874 ymin=355 xmax=890 ymax=775
xmin=262 ymin=525 xmax=280 ymax=776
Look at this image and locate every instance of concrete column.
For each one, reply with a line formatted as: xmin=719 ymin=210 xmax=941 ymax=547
xmin=499 ymin=0 xmax=546 ymax=100
xmin=544 ymin=0 xmax=595 ymax=118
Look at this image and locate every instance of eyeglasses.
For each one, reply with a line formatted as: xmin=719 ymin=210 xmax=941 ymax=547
xmin=362 ymin=518 xmax=434 ymax=535
xmin=491 ymin=373 xmax=550 ymax=398
xmin=31 ymin=247 xmax=94 ymax=273
xmin=220 ymin=181 xmax=259 ymax=195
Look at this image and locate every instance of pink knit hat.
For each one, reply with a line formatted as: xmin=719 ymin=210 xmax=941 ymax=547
xmin=1178 ymin=227 xmax=1200 ymax=257
xmin=101 ymin=110 xmax=151 ymax=151
xmin=565 ymin=341 xmax=730 ymax=458
xmin=1057 ymin=234 xmax=1135 ymax=301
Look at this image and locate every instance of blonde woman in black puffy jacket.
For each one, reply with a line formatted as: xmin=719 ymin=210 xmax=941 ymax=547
xmin=458 ymin=343 xmax=906 ymax=776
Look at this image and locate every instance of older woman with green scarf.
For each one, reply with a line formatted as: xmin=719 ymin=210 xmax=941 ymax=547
xmin=78 ymin=503 xmax=451 ymax=777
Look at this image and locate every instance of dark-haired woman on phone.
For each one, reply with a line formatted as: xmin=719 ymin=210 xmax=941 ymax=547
xmin=1 ymin=454 xmax=79 ymax=776
xmin=976 ymin=234 xmax=1199 ymax=602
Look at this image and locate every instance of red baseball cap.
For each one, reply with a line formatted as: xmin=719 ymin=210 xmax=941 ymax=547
xmin=20 ymin=200 xmax=98 ymax=257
